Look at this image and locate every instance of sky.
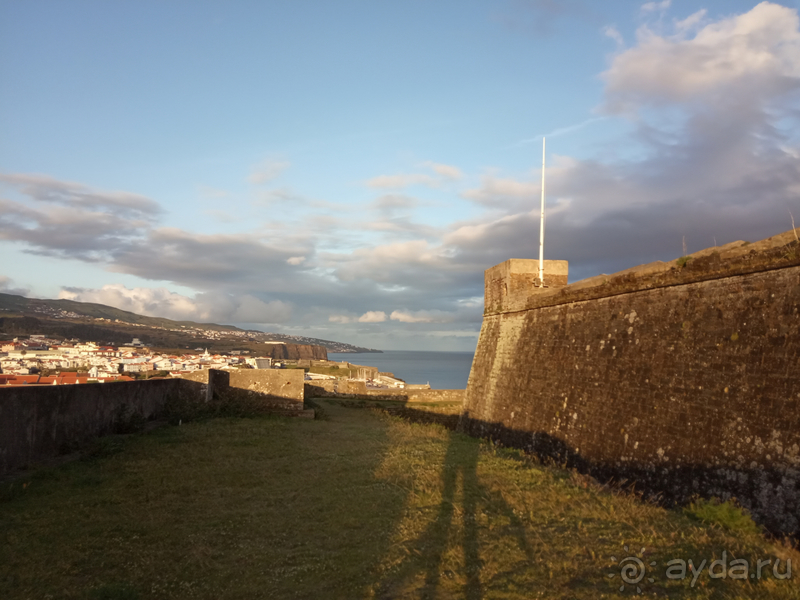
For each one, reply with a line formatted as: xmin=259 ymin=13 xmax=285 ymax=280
xmin=1 ymin=0 xmax=799 ymax=352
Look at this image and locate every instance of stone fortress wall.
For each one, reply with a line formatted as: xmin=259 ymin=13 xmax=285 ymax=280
xmin=461 ymin=229 xmax=800 ymax=537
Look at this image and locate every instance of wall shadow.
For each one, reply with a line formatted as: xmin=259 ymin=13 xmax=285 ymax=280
xmin=373 ymin=404 xmax=799 ymax=541
xmin=457 ymin=413 xmax=799 ymax=542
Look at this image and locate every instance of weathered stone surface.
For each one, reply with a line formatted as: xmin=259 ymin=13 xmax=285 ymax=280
xmin=228 ymin=369 xmax=304 ymax=412
xmin=182 ymin=368 xmax=305 ymax=412
xmin=262 ymin=344 xmax=328 ymax=360
xmin=0 ymin=368 xmax=314 ymax=476
xmin=485 ymin=259 xmax=568 ymax=313
xmin=0 ymin=379 xmax=199 ymax=475
xmin=463 ymin=231 xmax=800 ymax=537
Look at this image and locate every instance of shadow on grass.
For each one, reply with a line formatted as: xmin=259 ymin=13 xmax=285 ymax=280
xmin=374 ymin=430 xmax=533 ymax=599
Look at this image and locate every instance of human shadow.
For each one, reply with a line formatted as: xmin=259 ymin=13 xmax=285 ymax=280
xmin=375 ymin=420 xmax=533 ymax=599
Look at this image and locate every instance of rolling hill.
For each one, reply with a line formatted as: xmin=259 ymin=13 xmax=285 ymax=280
xmin=0 ymin=292 xmax=381 ymax=354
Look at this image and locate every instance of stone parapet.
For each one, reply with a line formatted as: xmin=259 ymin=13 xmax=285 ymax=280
xmin=486 ymin=229 xmax=800 ymax=316
xmin=485 ymin=259 xmax=568 ymax=314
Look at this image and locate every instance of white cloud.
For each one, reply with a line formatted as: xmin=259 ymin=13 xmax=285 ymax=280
xmin=371 ymin=194 xmax=418 ymax=211
xmin=328 ymin=314 xmax=355 ymax=324
xmin=461 ymin=175 xmax=539 ymax=210
xmin=603 ymin=25 xmax=624 ymax=48
xmin=248 ymin=159 xmax=291 ymax=185
xmin=225 ymin=294 xmax=292 ymax=323
xmin=59 ymin=285 xmax=198 ymax=320
xmin=59 ymin=284 xmax=292 ymax=324
xmin=365 ymin=161 xmax=463 ymax=190
xmin=674 ymin=9 xmax=706 ymax=34
xmin=423 ymin=161 xmax=463 ymax=180
xmin=287 ymin=256 xmax=306 ymax=265
xmin=365 ymin=173 xmax=438 ymax=189
xmin=390 ymin=309 xmax=454 ymax=323
xmin=358 ymin=311 xmax=387 ymax=323
xmin=327 ymin=239 xmax=446 ymax=284
xmin=604 ymin=2 xmax=800 ymax=112
xmin=0 ymin=172 xmax=161 ymax=219
xmin=0 ymin=276 xmax=30 ymax=297
xmin=110 ymin=227 xmax=314 ymax=292
xmin=0 ymin=196 xmax=152 ymax=261
xmin=641 ymin=0 xmax=670 ymax=14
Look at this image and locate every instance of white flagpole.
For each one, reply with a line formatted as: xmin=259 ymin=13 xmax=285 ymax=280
xmin=538 ymin=136 xmax=546 ymax=286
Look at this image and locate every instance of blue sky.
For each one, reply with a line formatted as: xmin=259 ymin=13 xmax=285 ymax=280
xmin=1 ymin=0 xmax=799 ymax=351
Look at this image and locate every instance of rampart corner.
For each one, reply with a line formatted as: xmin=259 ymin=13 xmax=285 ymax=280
xmin=484 ymin=258 xmax=569 ymax=314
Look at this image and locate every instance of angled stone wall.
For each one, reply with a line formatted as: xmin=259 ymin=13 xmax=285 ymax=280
xmin=181 ymin=368 xmax=305 ymax=412
xmin=461 ymin=230 xmax=800 ymax=537
xmin=228 ymin=369 xmax=304 ymax=412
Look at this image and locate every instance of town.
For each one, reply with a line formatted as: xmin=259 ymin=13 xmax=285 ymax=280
xmin=0 ymin=334 xmax=407 ymax=388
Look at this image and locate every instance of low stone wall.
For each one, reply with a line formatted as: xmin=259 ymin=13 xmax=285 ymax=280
xmin=0 ymin=378 xmax=200 ymax=475
xmin=181 ymin=368 xmax=305 ymax=412
xmin=228 ymin=369 xmax=305 ymax=412
xmin=180 ymin=369 xmax=226 ymax=396
xmin=304 ymin=382 xmax=464 ymax=403
xmin=0 ymin=368 xmax=313 ymax=476
xmin=407 ymin=389 xmax=464 ymax=403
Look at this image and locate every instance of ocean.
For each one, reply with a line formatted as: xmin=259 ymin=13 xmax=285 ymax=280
xmin=327 ymin=350 xmax=475 ymax=390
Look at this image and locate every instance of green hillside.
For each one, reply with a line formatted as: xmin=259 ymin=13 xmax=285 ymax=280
xmin=0 ymin=292 xmax=380 ymax=353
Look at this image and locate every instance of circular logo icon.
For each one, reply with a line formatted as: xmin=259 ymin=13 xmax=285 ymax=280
xmin=609 ymin=546 xmax=657 ymax=594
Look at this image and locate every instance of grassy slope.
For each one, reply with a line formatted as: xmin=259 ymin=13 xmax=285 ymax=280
xmin=0 ymin=292 xmax=238 ymax=331
xmin=1 ymin=402 xmax=797 ymax=600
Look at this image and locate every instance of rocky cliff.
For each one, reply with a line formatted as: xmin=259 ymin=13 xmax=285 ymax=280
xmin=263 ymin=343 xmax=328 ymax=360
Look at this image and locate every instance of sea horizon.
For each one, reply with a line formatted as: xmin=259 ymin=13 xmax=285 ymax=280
xmin=328 ymin=349 xmax=475 ymax=390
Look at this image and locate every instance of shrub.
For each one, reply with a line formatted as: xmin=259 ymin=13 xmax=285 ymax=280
xmin=684 ymin=498 xmax=761 ymax=535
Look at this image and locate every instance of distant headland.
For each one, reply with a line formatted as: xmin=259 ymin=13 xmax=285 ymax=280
xmin=0 ymin=292 xmax=381 ymax=355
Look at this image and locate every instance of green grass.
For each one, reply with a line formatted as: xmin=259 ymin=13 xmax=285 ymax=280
xmin=1 ymin=401 xmax=797 ymax=599
xmin=685 ymin=499 xmax=763 ymax=536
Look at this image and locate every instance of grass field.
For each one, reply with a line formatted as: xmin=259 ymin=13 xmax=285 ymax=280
xmin=1 ymin=401 xmax=797 ymax=599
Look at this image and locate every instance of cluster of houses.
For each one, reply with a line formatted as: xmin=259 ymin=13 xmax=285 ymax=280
xmin=0 ymin=335 xmax=274 ymax=386
xmin=0 ymin=335 xmax=408 ymax=389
